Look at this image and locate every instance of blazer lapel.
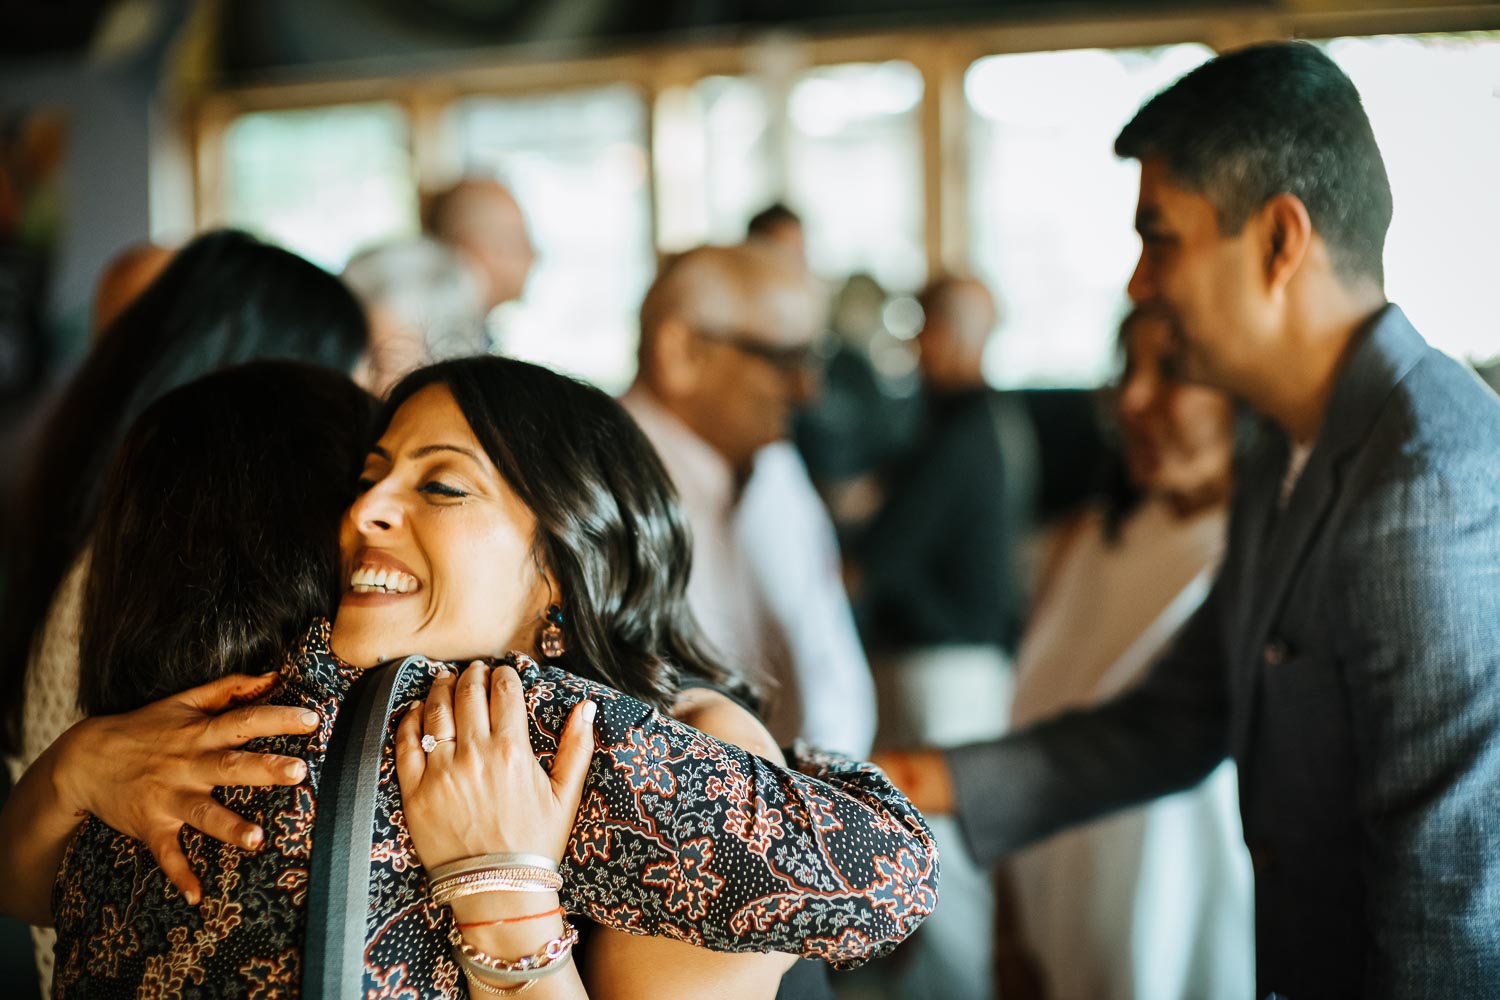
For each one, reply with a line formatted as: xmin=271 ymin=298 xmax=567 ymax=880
xmin=1227 ymin=305 xmax=1429 ymax=762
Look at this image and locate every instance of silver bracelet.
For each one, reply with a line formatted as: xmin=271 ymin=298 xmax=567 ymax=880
xmin=462 ymin=969 xmax=539 ymax=996
xmin=429 ymin=853 xmax=559 ymax=882
xmin=430 ymin=868 xmax=564 ymax=905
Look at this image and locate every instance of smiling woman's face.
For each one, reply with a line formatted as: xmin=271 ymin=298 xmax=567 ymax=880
xmin=329 ymin=383 xmax=551 ymax=668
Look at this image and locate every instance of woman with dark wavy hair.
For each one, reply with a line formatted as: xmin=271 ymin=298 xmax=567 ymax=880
xmin=10 ymin=356 xmax=936 ymax=998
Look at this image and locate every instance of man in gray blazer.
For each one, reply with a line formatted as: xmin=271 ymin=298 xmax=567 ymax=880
xmin=876 ymin=41 xmax=1500 ymax=998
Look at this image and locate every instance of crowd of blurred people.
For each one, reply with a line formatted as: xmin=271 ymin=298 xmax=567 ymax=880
xmin=0 ymin=37 xmax=1498 ymax=1000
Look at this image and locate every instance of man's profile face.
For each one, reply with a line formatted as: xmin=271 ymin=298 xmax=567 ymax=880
xmin=1126 ymin=158 xmax=1263 ymax=395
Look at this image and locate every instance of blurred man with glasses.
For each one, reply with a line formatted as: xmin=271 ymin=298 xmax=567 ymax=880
xmin=623 ymin=244 xmax=876 ymax=763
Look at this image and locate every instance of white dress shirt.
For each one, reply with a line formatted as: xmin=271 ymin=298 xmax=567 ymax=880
xmin=622 ymin=385 xmax=875 ymax=755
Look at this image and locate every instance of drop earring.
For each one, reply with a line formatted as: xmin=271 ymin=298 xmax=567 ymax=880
xmin=539 ymin=604 xmax=566 ymax=659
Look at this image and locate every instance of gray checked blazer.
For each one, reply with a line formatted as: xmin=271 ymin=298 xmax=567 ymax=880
xmin=947 ymin=305 xmax=1500 ymax=999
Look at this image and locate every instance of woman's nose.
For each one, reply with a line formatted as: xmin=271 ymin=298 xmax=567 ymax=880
xmin=349 ymin=483 xmax=402 ymax=534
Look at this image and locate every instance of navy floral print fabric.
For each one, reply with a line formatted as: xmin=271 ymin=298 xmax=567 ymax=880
xmin=53 ymin=620 xmax=939 ymax=998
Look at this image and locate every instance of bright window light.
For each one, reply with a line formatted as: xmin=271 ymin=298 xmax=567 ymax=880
xmin=965 ymin=44 xmax=1214 ymax=387
xmin=223 ymin=102 xmax=417 ymax=272
xmin=455 ymin=85 xmax=654 ymax=393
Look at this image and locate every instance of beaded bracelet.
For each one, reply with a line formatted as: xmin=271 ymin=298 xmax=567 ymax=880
xmin=449 ymin=920 xmax=579 ymax=983
xmin=430 ymin=867 xmax=564 ymax=905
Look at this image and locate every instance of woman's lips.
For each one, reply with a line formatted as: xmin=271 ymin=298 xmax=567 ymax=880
xmin=343 ymin=549 xmax=422 ymax=603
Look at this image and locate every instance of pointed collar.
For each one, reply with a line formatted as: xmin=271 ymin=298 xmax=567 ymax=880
xmin=1315 ymin=303 xmax=1427 ymax=463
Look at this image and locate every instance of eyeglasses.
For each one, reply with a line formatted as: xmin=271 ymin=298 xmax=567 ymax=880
xmin=693 ymin=327 xmax=822 ymax=375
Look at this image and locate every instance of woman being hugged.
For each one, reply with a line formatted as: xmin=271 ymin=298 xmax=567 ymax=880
xmin=41 ymin=357 xmax=937 ymax=998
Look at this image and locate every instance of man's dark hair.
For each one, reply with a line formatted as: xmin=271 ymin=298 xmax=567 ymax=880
xmin=747 ymin=202 xmax=801 ymax=238
xmin=1115 ymin=41 xmax=1392 ymax=285
xmin=79 ymin=363 xmax=375 ymax=715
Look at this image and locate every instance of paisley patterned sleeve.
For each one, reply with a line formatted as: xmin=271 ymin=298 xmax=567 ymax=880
xmin=515 ymin=659 xmax=939 ymax=968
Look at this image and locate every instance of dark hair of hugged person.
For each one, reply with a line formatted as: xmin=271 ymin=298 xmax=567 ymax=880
xmin=78 ymin=362 xmax=376 ymax=715
xmin=0 ymin=230 xmax=369 ymax=751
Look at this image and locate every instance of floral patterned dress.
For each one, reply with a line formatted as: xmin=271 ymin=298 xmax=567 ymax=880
xmin=53 ymin=620 xmax=939 ymax=998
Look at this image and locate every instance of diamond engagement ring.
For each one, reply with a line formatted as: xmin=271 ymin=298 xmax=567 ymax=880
xmin=421 ymin=735 xmax=456 ymax=753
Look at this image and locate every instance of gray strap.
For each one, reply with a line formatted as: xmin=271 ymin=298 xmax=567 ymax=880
xmin=303 ymin=660 xmax=415 ymax=998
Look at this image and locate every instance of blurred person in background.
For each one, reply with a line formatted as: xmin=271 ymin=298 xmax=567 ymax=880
xmin=995 ymin=306 xmax=1252 ymax=1000
xmin=843 ymin=273 xmax=1024 ymax=1000
xmin=0 ymin=240 xmax=174 ymax=546
xmin=0 ymin=228 xmax=367 ymax=990
xmin=793 ymin=273 xmax=923 ymax=541
xmin=90 ymin=241 xmax=173 ymax=338
xmin=423 ymin=176 xmax=536 ymax=314
xmin=622 ymin=243 xmax=876 ymax=760
xmin=747 ymin=201 xmax=807 ymax=270
xmin=342 ymin=235 xmax=488 ymax=394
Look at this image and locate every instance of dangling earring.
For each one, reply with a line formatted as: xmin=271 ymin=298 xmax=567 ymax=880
xmin=539 ymin=604 xmax=566 ymax=659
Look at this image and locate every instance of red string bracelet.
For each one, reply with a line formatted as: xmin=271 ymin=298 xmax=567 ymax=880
xmin=456 ymin=906 xmax=566 ymax=932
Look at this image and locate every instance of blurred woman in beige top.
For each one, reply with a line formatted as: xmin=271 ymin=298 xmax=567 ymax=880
xmin=1003 ymin=307 xmax=1253 ymax=1000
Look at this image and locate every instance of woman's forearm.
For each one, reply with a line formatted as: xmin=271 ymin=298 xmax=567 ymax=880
xmin=0 ymin=721 xmax=92 ymax=925
xmin=515 ymin=660 xmax=940 ymax=968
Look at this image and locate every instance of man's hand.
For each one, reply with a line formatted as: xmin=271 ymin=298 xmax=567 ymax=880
xmin=870 ymin=748 xmax=956 ymax=815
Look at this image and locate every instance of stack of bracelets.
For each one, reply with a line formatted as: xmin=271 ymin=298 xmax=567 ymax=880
xmin=429 ymin=852 xmax=574 ymax=996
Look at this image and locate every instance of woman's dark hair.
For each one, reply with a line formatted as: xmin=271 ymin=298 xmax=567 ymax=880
xmin=0 ymin=230 xmax=368 ymax=747
xmin=79 ymin=362 xmax=375 ymax=715
xmin=381 ymin=356 xmax=744 ymax=712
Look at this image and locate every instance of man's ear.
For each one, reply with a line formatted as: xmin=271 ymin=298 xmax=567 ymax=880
xmin=648 ymin=317 xmax=705 ymax=400
xmin=1260 ymin=192 xmax=1312 ymax=297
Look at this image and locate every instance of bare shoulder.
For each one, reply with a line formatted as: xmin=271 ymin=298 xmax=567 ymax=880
xmin=671 ymin=688 xmax=786 ymax=766
xmin=582 ymin=924 xmax=795 ymax=1000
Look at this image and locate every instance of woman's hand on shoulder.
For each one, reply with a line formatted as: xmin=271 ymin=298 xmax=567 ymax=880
xmin=670 ymin=688 xmax=785 ymax=766
xmin=396 ymin=661 xmax=596 ymax=869
xmin=53 ymin=671 xmax=319 ymax=903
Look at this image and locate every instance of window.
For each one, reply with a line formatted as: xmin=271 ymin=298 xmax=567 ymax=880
xmin=654 ymin=75 xmax=778 ymax=251
xmin=965 ymin=44 xmax=1213 ymax=387
xmin=223 ymin=102 xmax=417 ymax=271
xmin=788 ymin=61 xmax=927 ymax=291
xmin=455 ymin=85 xmax=654 ymax=392
xmin=1321 ymin=32 xmax=1500 ymax=364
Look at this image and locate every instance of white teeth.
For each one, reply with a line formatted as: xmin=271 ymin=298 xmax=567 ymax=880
xmin=348 ymin=565 xmax=418 ymax=594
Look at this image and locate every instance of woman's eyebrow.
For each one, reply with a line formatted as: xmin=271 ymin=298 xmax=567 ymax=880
xmin=410 ymin=443 xmax=483 ymax=464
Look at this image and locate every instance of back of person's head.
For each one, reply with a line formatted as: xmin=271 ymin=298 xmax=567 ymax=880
xmin=381 ymin=356 xmax=745 ymax=712
xmin=343 ymin=236 xmax=487 ymax=393
xmin=92 ymin=241 xmax=174 ymax=338
xmin=746 ymin=203 xmax=807 ymax=267
xmin=1115 ymin=40 xmax=1391 ymax=286
xmin=746 ymin=202 xmax=801 ymax=240
xmin=0 ymin=229 xmax=368 ymax=749
xmin=79 ymin=362 xmax=375 ymax=715
xmin=421 ymin=177 xmax=533 ymax=310
xmin=918 ymin=275 xmax=997 ymax=347
xmin=916 ymin=274 xmax=997 ymax=390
